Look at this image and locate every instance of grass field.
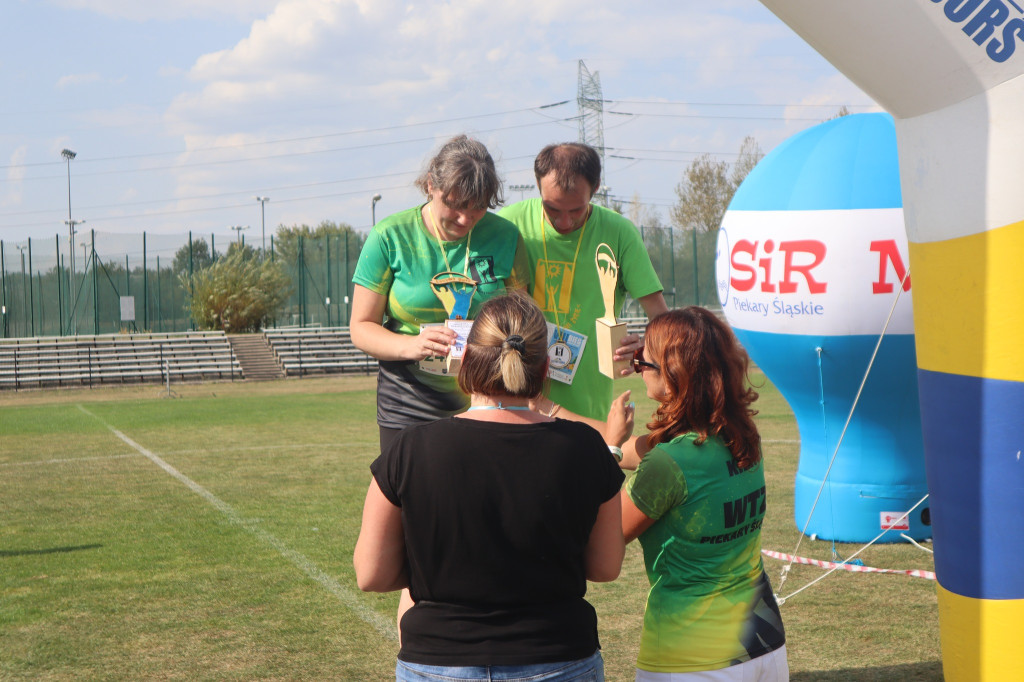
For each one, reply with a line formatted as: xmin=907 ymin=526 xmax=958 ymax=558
xmin=0 ymin=374 xmax=942 ymax=681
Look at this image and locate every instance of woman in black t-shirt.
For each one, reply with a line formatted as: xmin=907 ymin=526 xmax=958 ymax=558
xmin=354 ymin=292 xmax=628 ymax=681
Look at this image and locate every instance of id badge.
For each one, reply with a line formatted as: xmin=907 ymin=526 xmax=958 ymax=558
xmin=546 ymin=323 xmax=587 ymax=385
xmin=418 ymin=323 xmax=449 ymax=375
xmin=444 ymin=318 xmax=474 ymax=374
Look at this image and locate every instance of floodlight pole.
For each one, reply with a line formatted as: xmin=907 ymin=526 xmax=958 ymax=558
xmin=255 ymin=196 xmax=270 ymax=260
xmin=62 ymin=148 xmax=78 ymax=334
xmin=372 ymin=193 xmax=382 ymax=226
xmin=509 ymin=184 xmax=534 ymax=202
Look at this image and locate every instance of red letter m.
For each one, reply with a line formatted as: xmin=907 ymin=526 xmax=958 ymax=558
xmin=870 ymin=240 xmax=911 ymax=294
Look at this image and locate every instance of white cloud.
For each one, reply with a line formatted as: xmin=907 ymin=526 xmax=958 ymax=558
xmin=146 ymin=0 xmax=870 ymax=234
xmin=56 ymin=72 xmax=102 ymax=88
xmin=48 ymin=0 xmax=278 ymax=22
xmin=2 ymin=146 xmax=28 ymax=207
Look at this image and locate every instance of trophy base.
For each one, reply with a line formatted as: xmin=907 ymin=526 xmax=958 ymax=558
xmin=445 ymin=318 xmax=473 ymax=375
xmin=595 ymin=318 xmax=629 ymax=379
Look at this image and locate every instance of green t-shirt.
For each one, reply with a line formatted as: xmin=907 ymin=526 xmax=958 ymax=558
xmin=499 ymin=199 xmax=662 ymax=420
xmin=627 ymin=434 xmax=785 ymax=673
xmin=352 ymin=205 xmax=529 ymax=428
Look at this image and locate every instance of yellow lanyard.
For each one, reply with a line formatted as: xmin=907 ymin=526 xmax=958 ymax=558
xmin=426 ymin=203 xmax=472 ymax=276
xmin=540 ymin=203 xmax=589 ymax=335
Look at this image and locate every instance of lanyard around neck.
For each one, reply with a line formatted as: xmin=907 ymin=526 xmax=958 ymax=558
xmin=427 ymin=203 xmax=472 ymax=276
xmin=540 ymin=202 xmax=589 ymax=333
xmin=466 ymin=403 xmax=532 ymax=412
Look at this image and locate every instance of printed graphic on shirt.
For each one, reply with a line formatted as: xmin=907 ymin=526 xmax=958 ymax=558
xmin=533 ymin=260 xmax=574 ymax=314
xmin=469 ymin=255 xmax=497 ymax=284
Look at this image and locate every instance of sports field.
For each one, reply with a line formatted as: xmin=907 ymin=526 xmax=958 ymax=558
xmin=1 ymin=374 xmax=941 ymax=680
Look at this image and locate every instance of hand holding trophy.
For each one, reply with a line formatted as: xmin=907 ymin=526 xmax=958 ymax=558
xmin=424 ymin=271 xmax=476 ymax=374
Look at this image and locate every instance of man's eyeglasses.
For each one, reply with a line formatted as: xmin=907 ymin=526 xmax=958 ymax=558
xmin=632 ymin=347 xmax=660 ymax=373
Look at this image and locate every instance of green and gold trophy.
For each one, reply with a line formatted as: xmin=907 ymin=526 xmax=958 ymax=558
xmin=429 ymin=271 xmax=477 ymax=374
xmin=594 ymin=243 xmax=629 ymax=379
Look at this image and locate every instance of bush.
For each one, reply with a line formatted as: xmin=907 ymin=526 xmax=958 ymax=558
xmin=181 ymin=250 xmax=291 ymax=333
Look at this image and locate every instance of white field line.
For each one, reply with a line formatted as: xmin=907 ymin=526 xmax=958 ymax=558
xmin=0 ymin=453 xmax=142 ymax=468
xmin=2 ymin=441 xmax=380 ymax=468
xmin=161 ymin=441 xmax=378 ymax=456
xmin=75 ymin=404 xmax=396 ymax=642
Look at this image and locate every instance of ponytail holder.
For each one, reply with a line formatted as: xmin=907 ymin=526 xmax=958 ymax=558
xmin=505 ymin=334 xmax=526 ymax=353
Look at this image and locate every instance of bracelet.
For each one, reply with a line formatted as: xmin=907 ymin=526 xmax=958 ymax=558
xmin=608 ymin=445 xmax=623 ymax=462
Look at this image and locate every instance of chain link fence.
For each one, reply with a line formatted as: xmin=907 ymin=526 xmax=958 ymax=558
xmin=1 ymin=225 xmax=718 ymax=340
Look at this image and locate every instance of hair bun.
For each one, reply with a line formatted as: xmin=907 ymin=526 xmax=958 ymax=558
xmin=505 ymin=334 xmax=526 ymax=354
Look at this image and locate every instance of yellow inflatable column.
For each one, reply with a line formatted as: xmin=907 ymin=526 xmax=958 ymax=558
xmin=758 ymin=2 xmax=1024 ymax=679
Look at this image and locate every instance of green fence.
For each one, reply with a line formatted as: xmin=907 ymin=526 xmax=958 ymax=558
xmin=634 ymin=223 xmax=720 ymax=314
xmin=0 ymin=225 xmax=718 ymax=339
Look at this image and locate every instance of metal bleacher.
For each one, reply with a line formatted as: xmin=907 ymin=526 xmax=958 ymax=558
xmin=263 ymin=320 xmax=648 ymax=379
xmin=1 ymin=318 xmax=649 ymax=390
xmin=0 ymin=331 xmax=242 ymax=390
xmin=263 ymin=327 xmax=378 ymax=377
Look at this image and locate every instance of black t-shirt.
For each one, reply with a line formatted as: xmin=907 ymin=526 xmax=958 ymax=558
xmin=370 ymin=416 xmax=625 ymax=666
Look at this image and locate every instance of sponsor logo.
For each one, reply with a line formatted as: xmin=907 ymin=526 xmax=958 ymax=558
xmin=730 ymin=238 xmax=828 ymax=295
xmin=931 ymin=0 xmax=1024 ymax=63
xmin=720 ymin=237 xmax=910 ymax=323
xmin=881 ymin=511 xmax=911 ymax=531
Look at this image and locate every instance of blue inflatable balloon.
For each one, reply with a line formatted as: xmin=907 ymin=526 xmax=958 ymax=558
xmin=716 ymin=112 xmax=930 ymax=543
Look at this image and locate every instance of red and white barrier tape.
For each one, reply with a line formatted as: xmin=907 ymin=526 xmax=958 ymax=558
xmin=762 ymin=549 xmax=935 ymax=580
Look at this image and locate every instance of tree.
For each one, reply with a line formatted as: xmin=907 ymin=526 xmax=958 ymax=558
xmin=273 ymin=221 xmax=363 ymax=265
xmin=627 ymin=191 xmax=664 ymax=231
xmin=670 ymin=155 xmax=731 ymax=234
xmin=668 ymin=137 xmax=765 ymax=306
xmin=670 ymin=136 xmax=765 ymax=235
xmin=826 ymin=105 xmax=852 ymax=120
xmin=272 ymin=220 xmax=366 ymax=328
xmin=730 ymin=136 xmax=764 ymax=193
xmin=181 ymin=249 xmax=291 ymax=333
xmin=171 ymin=238 xmax=215 ymax=276
xmin=224 ymin=241 xmax=258 ymax=262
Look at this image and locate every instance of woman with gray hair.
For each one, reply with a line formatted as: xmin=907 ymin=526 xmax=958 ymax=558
xmin=355 ymin=292 xmax=626 ymax=681
xmin=351 ymin=135 xmax=529 ymax=452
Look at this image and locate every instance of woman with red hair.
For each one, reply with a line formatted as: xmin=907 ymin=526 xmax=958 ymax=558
xmin=607 ymin=307 xmax=788 ymax=681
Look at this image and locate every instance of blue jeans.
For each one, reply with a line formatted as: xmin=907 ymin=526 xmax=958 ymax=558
xmin=395 ymin=650 xmax=604 ymax=681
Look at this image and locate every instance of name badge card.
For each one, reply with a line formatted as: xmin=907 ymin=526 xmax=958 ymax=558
xmin=418 ymin=323 xmax=450 ymax=375
xmin=546 ymin=323 xmax=586 ymax=385
xmin=444 ymin=318 xmax=474 ymax=374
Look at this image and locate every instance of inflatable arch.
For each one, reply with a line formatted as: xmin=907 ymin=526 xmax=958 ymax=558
xmin=758 ymin=2 xmax=1024 ymax=679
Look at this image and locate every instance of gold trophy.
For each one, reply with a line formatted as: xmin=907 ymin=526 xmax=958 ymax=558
xmin=594 ymin=243 xmax=629 ymax=379
xmin=428 ymin=271 xmax=477 ymax=374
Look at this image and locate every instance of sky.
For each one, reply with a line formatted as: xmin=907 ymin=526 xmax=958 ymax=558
xmin=0 ymin=0 xmax=877 ymax=264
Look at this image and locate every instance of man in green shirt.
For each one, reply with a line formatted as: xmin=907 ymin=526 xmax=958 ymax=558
xmin=500 ymin=142 xmax=668 ymax=422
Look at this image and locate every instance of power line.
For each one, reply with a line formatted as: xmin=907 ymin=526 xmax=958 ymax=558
xmin=0 ymin=119 xmax=571 ymax=185
xmin=608 ymin=98 xmax=876 ymax=109
xmin=0 ymin=102 xmax=572 ymax=172
xmin=0 ymin=156 xmax=541 ymax=231
xmin=606 ymin=110 xmax=836 ymax=122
